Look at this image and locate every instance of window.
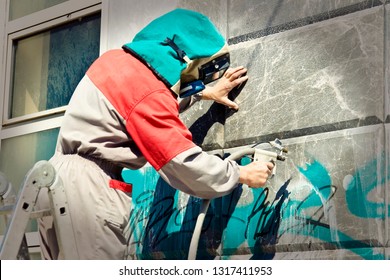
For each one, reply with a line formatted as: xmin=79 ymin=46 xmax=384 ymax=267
xmin=8 ymin=13 xmax=101 ymax=121
xmin=0 ymin=0 xmax=102 ymax=256
xmin=4 ymin=3 xmax=101 ymax=124
xmin=0 ymin=0 xmax=101 ymax=195
xmin=1 ymin=0 xmax=101 ymax=179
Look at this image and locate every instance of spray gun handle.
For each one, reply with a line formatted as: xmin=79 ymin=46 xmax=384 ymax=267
xmin=254 ymin=149 xmax=277 ymax=177
xmin=254 ymin=148 xmax=286 ymax=178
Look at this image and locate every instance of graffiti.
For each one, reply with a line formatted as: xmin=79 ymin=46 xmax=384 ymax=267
xmin=344 ymin=156 xmax=389 ymax=219
xmin=279 ymin=159 xmax=385 ymax=259
xmin=245 ymin=179 xmax=290 ymax=259
xmin=125 ymin=180 xmax=290 ymax=259
xmin=126 ymin=181 xmax=239 ymax=259
xmin=122 ymin=154 xmax=388 ymax=260
xmin=246 ymin=181 xmax=290 ymax=241
xmin=282 ymin=160 xmax=339 ymax=239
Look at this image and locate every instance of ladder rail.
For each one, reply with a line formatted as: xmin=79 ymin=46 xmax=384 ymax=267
xmin=0 ymin=161 xmax=79 ymax=260
xmin=48 ymin=173 xmax=79 ymax=259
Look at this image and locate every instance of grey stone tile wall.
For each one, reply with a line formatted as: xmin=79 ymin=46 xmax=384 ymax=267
xmin=227 ymin=6 xmax=384 ymax=147
xmin=228 ymin=0 xmax=383 ymax=42
xmin=386 ymin=5 xmax=390 ymax=122
xmin=177 ymin=0 xmax=389 ymax=260
xmin=180 ymin=2 xmax=385 ymax=149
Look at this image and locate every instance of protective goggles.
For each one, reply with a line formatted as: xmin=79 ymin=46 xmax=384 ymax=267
xmin=199 ymin=53 xmax=230 ymax=85
xmin=180 ymin=53 xmax=230 ymax=98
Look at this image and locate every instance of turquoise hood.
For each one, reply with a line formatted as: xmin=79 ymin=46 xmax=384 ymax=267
xmin=122 ymin=8 xmax=229 ymax=96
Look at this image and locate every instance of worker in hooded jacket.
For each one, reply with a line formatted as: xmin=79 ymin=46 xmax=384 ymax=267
xmin=37 ymin=8 xmax=274 ymax=260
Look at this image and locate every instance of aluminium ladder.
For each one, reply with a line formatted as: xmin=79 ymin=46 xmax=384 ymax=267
xmin=0 ymin=161 xmax=79 ymax=259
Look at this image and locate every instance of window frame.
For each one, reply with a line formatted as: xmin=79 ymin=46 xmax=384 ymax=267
xmin=1 ymin=0 xmax=102 ymax=126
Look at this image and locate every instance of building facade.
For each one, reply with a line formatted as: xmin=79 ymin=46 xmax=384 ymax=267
xmin=0 ymin=0 xmax=389 ymax=259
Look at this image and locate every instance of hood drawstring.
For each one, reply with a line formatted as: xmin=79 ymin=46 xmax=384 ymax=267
xmin=162 ymin=36 xmax=191 ymax=64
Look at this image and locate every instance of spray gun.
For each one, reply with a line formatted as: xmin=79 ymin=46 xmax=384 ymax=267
xmin=188 ymin=139 xmax=288 ymax=260
xmin=253 ymin=138 xmax=288 ymax=178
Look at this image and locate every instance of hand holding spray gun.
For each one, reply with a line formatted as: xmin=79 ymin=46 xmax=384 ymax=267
xmin=253 ymin=138 xmax=288 ymax=178
xmin=188 ymin=139 xmax=288 ymax=259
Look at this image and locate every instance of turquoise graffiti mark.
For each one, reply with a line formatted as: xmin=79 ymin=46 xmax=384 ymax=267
xmin=282 ymin=159 xmax=385 ymax=260
xmin=297 ymin=160 xmax=332 ymax=204
xmin=343 ymin=155 xmax=389 ymax=218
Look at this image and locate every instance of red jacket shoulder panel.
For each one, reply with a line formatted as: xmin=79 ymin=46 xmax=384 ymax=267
xmin=86 ymin=49 xmax=169 ymax=119
xmin=126 ymin=90 xmax=195 ymax=170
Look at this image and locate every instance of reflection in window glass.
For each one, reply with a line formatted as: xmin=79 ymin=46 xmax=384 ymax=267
xmin=0 ymin=128 xmax=59 ymax=233
xmin=9 ymin=0 xmax=68 ymax=20
xmin=10 ymin=13 xmax=101 ymax=119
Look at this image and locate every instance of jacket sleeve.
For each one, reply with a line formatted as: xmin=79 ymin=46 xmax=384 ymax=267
xmin=158 ymin=146 xmax=241 ymax=199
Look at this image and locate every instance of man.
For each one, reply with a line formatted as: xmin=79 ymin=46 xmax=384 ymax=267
xmin=37 ymin=8 xmax=273 ymax=259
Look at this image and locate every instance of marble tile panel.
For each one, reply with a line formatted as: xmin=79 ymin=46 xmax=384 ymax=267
xmin=220 ymin=125 xmax=386 ymax=260
xmin=225 ymin=7 xmax=384 ymax=148
xmin=180 ymin=101 xmax=227 ymax=149
xmin=228 ymin=0 xmax=383 ymax=40
xmin=386 ymin=4 xmax=390 ymax=121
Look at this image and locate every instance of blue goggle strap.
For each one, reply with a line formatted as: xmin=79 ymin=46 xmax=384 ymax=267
xmin=179 ymin=80 xmax=205 ymax=98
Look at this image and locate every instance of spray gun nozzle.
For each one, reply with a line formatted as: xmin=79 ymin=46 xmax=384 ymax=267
xmin=269 ymin=138 xmax=288 ymax=155
xmin=277 ymin=155 xmax=286 ymax=161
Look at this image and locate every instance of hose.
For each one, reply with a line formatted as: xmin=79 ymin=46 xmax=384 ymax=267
xmin=187 ymin=147 xmax=256 ymax=260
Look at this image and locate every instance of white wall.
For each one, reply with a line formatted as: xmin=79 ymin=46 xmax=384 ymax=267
xmin=101 ymin=0 xmax=179 ymax=52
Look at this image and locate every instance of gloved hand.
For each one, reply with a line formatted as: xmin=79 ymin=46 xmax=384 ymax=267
xmin=202 ymin=66 xmax=248 ymax=110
